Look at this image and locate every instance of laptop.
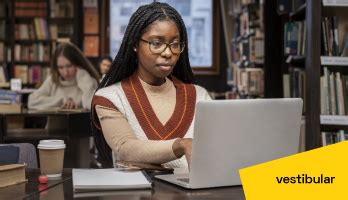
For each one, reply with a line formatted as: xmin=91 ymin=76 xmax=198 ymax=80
xmin=155 ymin=98 xmax=303 ymax=189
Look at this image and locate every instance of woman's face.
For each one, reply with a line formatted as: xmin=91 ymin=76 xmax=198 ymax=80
xmin=57 ymin=56 xmax=77 ymax=81
xmin=100 ymin=59 xmax=112 ymax=74
xmin=136 ymin=20 xmax=181 ymax=85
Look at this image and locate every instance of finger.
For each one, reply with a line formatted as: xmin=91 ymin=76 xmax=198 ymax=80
xmin=68 ymin=101 xmax=73 ymax=109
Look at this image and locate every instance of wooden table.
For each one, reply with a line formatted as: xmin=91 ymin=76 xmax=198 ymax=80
xmin=7 ymin=169 xmax=245 ymax=200
xmin=0 ymin=168 xmax=71 ymax=200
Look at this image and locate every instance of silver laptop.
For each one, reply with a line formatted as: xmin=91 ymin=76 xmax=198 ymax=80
xmin=155 ymin=98 xmax=303 ymax=189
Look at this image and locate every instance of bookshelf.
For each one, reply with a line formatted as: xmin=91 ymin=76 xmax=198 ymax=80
xmin=82 ymin=0 xmax=100 ymax=62
xmin=267 ymin=0 xmax=348 ymax=149
xmin=0 ymin=1 xmax=8 ymax=85
xmin=221 ymin=0 xmax=265 ymax=99
xmin=318 ymin=2 xmax=348 ymax=146
xmin=0 ymin=0 xmax=103 ymax=90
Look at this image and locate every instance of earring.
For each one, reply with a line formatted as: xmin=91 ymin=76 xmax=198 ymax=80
xmin=133 ymin=48 xmax=137 ymax=52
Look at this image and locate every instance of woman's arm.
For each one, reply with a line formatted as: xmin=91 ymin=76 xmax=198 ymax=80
xmin=95 ymin=105 xmax=182 ymax=164
xmin=27 ymin=77 xmax=64 ymax=109
xmin=76 ymin=68 xmax=98 ymax=109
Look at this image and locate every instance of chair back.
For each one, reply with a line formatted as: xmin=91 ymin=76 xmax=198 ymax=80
xmin=0 ymin=143 xmax=38 ymax=168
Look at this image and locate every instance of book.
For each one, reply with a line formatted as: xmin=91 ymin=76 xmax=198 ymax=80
xmin=84 ymin=8 xmax=99 ymax=34
xmin=0 ymin=164 xmax=27 ymax=188
xmin=0 ymin=89 xmax=22 ymax=104
xmin=0 ymin=104 xmax=22 ymax=113
xmin=83 ymin=36 xmax=99 ymax=57
xmin=72 ymin=168 xmax=152 ymax=192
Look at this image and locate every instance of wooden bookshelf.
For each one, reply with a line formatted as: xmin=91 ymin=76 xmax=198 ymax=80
xmin=221 ymin=0 xmax=265 ymax=98
xmin=268 ymin=0 xmax=348 ymax=149
xmin=0 ymin=0 xmax=86 ymax=89
xmin=321 ymin=56 xmax=348 ymax=66
xmin=286 ymin=55 xmax=306 ymax=66
xmin=290 ymin=3 xmax=306 ymax=20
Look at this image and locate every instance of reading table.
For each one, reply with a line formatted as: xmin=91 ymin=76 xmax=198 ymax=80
xmin=6 ymin=169 xmax=246 ymax=200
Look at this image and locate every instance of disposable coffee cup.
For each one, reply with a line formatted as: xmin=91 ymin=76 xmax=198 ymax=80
xmin=38 ymin=140 xmax=66 ymax=178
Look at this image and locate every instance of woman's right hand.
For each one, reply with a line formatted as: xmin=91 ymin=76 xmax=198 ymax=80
xmin=62 ymin=98 xmax=77 ymax=109
xmin=172 ymin=138 xmax=193 ymax=170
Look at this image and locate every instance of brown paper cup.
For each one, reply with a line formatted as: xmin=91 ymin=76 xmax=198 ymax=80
xmin=38 ymin=140 xmax=66 ymax=178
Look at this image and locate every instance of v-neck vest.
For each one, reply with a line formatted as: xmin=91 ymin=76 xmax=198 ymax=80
xmin=92 ymin=74 xmax=211 ymax=142
xmin=121 ymin=74 xmax=196 ymax=140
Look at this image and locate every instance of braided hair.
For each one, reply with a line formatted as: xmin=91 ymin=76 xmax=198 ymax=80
xmin=93 ymin=2 xmax=195 ymax=164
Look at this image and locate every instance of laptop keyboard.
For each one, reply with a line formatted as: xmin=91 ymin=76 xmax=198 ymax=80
xmin=178 ymin=178 xmax=190 ymax=183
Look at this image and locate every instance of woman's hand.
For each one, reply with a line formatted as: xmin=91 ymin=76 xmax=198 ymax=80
xmin=172 ymin=138 xmax=193 ymax=170
xmin=62 ymin=98 xmax=77 ymax=109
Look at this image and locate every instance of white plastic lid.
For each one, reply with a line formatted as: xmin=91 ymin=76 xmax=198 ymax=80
xmin=38 ymin=140 xmax=66 ymax=149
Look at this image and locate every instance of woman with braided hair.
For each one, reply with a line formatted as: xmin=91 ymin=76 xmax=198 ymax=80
xmin=92 ymin=2 xmax=211 ymax=169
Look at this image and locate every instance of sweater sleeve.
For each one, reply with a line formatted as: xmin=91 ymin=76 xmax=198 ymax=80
xmin=27 ymin=76 xmax=64 ymax=109
xmin=95 ymin=105 xmax=179 ymax=164
xmin=76 ymin=68 xmax=98 ymax=109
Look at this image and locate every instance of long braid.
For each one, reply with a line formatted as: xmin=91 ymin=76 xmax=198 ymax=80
xmin=93 ymin=2 xmax=196 ymax=164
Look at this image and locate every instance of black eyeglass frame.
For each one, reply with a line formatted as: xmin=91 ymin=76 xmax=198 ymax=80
xmin=139 ymin=38 xmax=185 ymax=54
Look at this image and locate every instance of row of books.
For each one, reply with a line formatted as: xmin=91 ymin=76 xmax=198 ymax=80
xmin=0 ymin=89 xmax=22 ymax=104
xmin=230 ymin=1 xmax=264 ymax=64
xmin=235 ymin=67 xmax=264 ymax=96
xmin=0 ymin=2 xmax=5 ymax=18
xmin=321 ymin=16 xmax=347 ymax=57
xmin=15 ymin=18 xmax=49 ymax=40
xmin=15 ymin=0 xmax=47 ymax=17
xmin=14 ymin=22 xmax=73 ymax=41
xmin=14 ymin=43 xmax=50 ymax=62
xmin=51 ymin=24 xmax=74 ymax=37
xmin=0 ymin=65 xmax=8 ymax=84
xmin=0 ymin=42 xmax=4 ymax=62
xmin=321 ymin=130 xmax=346 ymax=146
xmin=283 ymin=68 xmax=306 ymax=113
xmin=284 ymin=21 xmax=306 ymax=56
xmin=50 ymin=0 xmax=74 ymax=18
xmin=14 ymin=65 xmax=51 ymax=85
xmin=320 ymin=67 xmax=348 ymax=116
xmin=283 ymin=68 xmax=306 ymax=99
xmin=0 ymin=20 xmax=5 ymax=40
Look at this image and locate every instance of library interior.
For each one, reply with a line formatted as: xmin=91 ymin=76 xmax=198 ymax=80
xmin=0 ymin=0 xmax=347 ymax=199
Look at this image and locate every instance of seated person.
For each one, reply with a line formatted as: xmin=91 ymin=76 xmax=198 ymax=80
xmin=92 ymin=2 xmax=211 ymax=169
xmin=98 ymin=55 xmax=112 ymax=80
xmin=28 ymin=42 xmax=100 ymax=110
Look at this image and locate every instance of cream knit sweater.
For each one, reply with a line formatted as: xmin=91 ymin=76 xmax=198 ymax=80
xmin=28 ymin=68 xmax=98 ymax=110
xmin=94 ymin=77 xmax=211 ymax=168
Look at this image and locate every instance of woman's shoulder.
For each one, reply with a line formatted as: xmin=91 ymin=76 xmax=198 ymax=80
xmin=95 ymin=82 xmax=122 ymax=97
xmin=42 ymin=75 xmax=54 ymax=85
xmin=192 ymin=84 xmax=211 ymax=100
xmin=193 ymin=84 xmax=208 ymax=94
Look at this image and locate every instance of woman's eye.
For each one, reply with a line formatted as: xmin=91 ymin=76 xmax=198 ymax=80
xmin=171 ymin=43 xmax=180 ymax=48
xmin=150 ymin=41 xmax=163 ymax=47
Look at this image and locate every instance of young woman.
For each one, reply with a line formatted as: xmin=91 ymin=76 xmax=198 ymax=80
xmin=92 ymin=2 xmax=211 ymax=169
xmin=28 ymin=42 xmax=100 ymax=110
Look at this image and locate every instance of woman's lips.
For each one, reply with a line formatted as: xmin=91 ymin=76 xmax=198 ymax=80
xmin=157 ymin=64 xmax=173 ymax=71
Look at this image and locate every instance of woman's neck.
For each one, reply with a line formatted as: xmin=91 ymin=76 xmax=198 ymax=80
xmin=137 ymin=74 xmax=166 ymax=86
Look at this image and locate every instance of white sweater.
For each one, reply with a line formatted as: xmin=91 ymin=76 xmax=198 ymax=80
xmin=28 ymin=68 xmax=98 ymax=110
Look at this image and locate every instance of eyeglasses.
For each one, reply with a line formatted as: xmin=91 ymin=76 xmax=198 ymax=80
xmin=139 ymin=38 xmax=185 ymax=54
